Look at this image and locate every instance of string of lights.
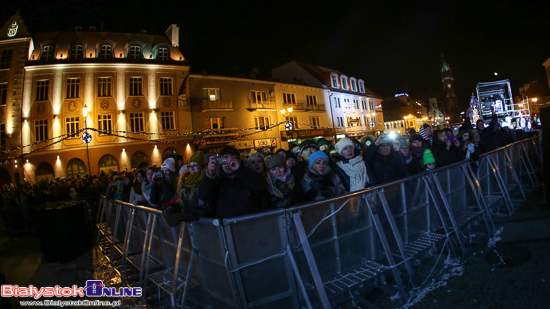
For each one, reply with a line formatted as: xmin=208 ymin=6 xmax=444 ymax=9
xmin=92 ymin=123 xmax=276 ymax=137
xmin=0 ymin=129 xmax=86 ymax=154
xmin=1 ymin=133 xmax=79 ymax=164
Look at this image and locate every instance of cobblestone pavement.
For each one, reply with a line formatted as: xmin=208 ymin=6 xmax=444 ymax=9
xmin=350 ymin=192 xmax=550 ymax=309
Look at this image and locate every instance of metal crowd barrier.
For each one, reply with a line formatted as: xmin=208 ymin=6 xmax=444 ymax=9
xmin=96 ymin=137 xmax=542 ymax=309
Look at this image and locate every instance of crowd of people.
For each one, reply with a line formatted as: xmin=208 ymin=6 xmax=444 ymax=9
xmin=0 ymin=107 xmax=539 ymax=229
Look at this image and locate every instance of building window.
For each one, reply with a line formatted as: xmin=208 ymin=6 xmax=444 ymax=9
xmin=362 ymin=100 xmax=367 ymax=110
xmin=67 ymin=159 xmax=87 ymax=178
xmin=129 ymin=77 xmax=143 ymax=96
xmin=161 ymin=111 xmax=175 ymax=130
xmin=99 ymin=155 xmax=118 ymax=172
xmin=336 ymin=117 xmax=344 ymax=127
xmin=42 ymin=45 xmax=54 ymax=60
xmin=306 ymin=95 xmax=317 ymax=105
xmin=65 ymin=116 xmax=80 ymax=135
xmin=310 ymin=116 xmax=320 ymax=127
xmin=0 ymin=123 xmax=5 ymax=151
xmin=129 ymin=45 xmax=141 ymax=59
xmin=204 ymin=88 xmax=221 ymax=101
xmin=254 ymin=116 xmax=270 ymax=130
xmin=331 ymin=75 xmax=339 ymax=88
xmin=98 ymin=114 xmax=112 ymax=134
xmin=66 ymin=78 xmax=80 ymax=98
xmin=130 ymin=113 xmax=144 ymax=132
xmin=359 ymin=81 xmax=365 ymax=93
xmin=98 ymin=77 xmax=112 ymax=97
xmin=341 ymin=77 xmax=348 ymax=90
xmin=369 ymin=101 xmax=375 ymax=110
xmin=351 ymin=79 xmax=357 ymax=91
xmin=131 ymin=151 xmax=149 ymax=169
xmin=71 ymin=45 xmax=83 ymax=59
xmin=35 ymin=80 xmax=49 ymax=101
xmin=158 ymin=47 xmax=168 ymax=60
xmin=283 ymin=93 xmax=296 ymax=104
xmin=0 ymin=49 xmax=12 ymax=69
xmin=35 ymin=119 xmax=48 ymax=141
xmin=252 ymin=91 xmax=268 ymax=103
xmin=99 ymin=45 xmax=112 ymax=59
xmin=364 ymin=116 xmax=368 ymax=126
xmin=36 ymin=163 xmax=55 ymax=180
xmin=205 ymin=117 xmax=225 ymax=130
xmin=286 ymin=116 xmax=299 ymax=129
xmin=334 ymin=97 xmax=341 ymax=108
xmin=160 ymin=77 xmax=173 ymax=95
xmin=353 ymin=99 xmax=359 ymax=109
xmin=0 ymin=83 xmax=7 ymax=105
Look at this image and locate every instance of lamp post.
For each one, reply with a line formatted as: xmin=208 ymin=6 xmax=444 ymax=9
xmin=280 ymin=107 xmax=294 ymax=129
xmin=83 ymin=104 xmax=92 ymax=176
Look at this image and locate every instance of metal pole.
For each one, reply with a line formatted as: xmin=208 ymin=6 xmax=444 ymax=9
xmin=85 ymin=117 xmax=91 ymax=175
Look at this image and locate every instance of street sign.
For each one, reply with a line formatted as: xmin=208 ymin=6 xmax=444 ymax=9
xmin=253 ymin=138 xmax=277 ymax=149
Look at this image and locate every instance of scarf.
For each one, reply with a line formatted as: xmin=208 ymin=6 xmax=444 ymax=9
xmin=336 ymin=155 xmax=369 ymax=192
xmin=419 ymin=124 xmax=432 ymax=146
xmin=403 ymin=153 xmax=413 ymax=164
xmin=409 ymin=145 xmax=426 ymax=160
xmin=183 ymin=169 xmax=206 ymax=189
xmin=303 ymin=165 xmax=336 ymax=188
xmin=266 ymin=169 xmax=295 ymax=199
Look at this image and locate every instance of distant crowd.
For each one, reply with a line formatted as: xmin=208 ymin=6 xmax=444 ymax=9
xmin=0 ymin=107 xmax=541 ymax=229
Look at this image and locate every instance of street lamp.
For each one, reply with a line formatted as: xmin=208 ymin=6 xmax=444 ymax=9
xmin=82 ymin=104 xmax=92 ymax=176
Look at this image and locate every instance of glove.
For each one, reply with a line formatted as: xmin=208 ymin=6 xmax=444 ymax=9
xmin=321 ymin=188 xmax=334 ymax=197
xmin=163 ymin=206 xmax=175 ymax=218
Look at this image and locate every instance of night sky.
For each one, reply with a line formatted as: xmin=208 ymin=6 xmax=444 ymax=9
xmin=4 ymin=0 xmax=550 ymax=108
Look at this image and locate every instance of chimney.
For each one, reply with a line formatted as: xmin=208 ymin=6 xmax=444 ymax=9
xmin=165 ymin=24 xmax=179 ymax=47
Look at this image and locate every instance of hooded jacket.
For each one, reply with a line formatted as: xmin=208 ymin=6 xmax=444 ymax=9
xmin=419 ymin=123 xmax=433 ymax=146
xmin=363 ymin=143 xmax=407 ymax=185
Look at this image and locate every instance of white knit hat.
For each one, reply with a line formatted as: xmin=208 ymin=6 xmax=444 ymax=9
xmin=335 ymin=138 xmax=355 ymax=155
xmin=161 ymin=157 xmax=176 ymax=173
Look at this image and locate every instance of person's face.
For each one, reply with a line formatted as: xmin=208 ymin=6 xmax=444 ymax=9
xmin=379 ymin=144 xmax=391 ymax=156
xmin=250 ymin=157 xmax=265 ymax=173
xmin=476 ymin=121 xmax=484 ymax=130
xmin=426 ymin=162 xmax=436 ymax=170
xmin=296 ymin=152 xmax=302 ymax=161
xmin=136 ymin=173 xmax=143 ymax=183
xmin=146 ymin=169 xmax=154 ymax=181
xmin=424 ymin=126 xmax=433 ymax=137
xmin=222 ymin=155 xmax=239 ymax=174
xmin=124 ymin=177 xmax=131 ymax=185
xmin=400 ymin=145 xmax=409 ymax=156
xmin=341 ymin=145 xmax=354 ymax=160
xmin=302 ymin=147 xmax=316 ymax=161
xmin=176 ymin=160 xmax=184 ymax=170
xmin=473 ymin=132 xmax=481 ymax=143
xmin=277 ymin=152 xmax=287 ymax=161
xmin=286 ymin=158 xmax=296 ymax=169
xmin=439 ymin=133 xmax=448 ymax=143
xmin=312 ymin=158 xmax=327 ymax=174
xmin=411 ymin=140 xmax=422 ymax=147
xmin=462 ymin=132 xmax=470 ymax=141
xmin=269 ymin=165 xmax=285 ymax=179
xmin=187 ymin=162 xmax=201 ymax=175
xmin=162 ymin=168 xmax=171 ymax=177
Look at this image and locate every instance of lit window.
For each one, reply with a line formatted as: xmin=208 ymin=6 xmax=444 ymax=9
xmin=67 ymin=159 xmax=87 ymax=178
xmin=306 ymin=95 xmax=317 ymax=105
xmin=130 ymin=113 xmax=144 ymax=132
xmin=161 ymin=111 xmax=175 ymax=130
xmin=331 ymin=75 xmax=339 ymax=88
xmin=252 ymin=91 xmax=268 ymax=103
xmin=97 ymin=114 xmax=112 ymax=135
xmin=158 ymin=47 xmax=168 ymax=60
xmin=254 ymin=116 xmax=270 ymax=129
xmin=35 ymin=119 xmax=48 ymax=142
xmin=35 ymin=80 xmax=49 ymax=101
xmin=283 ymin=93 xmax=296 ymax=104
xmin=65 ymin=116 xmax=80 ymax=135
xmin=98 ymin=77 xmax=112 ymax=97
xmin=351 ymin=79 xmax=357 ymax=91
xmin=160 ymin=77 xmax=173 ymax=95
xmin=0 ymin=83 xmax=7 ymax=105
xmin=71 ymin=45 xmax=83 ymax=59
xmin=341 ymin=77 xmax=348 ymax=90
xmin=99 ymin=45 xmax=112 ymax=59
xmin=286 ymin=116 xmax=299 ymax=129
xmin=129 ymin=45 xmax=141 ymax=59
xmin=205 ymin=117 xmax=225 ymax=130
xmin=0 ymin=49 xmax=12 ymax=69
xmin=129 ymin=77 xmax=143 ymax=96
xmin=204 ymin=88 xmax=221 ymax=101
xmin=66 ymin=78 xmax=80 ymax=98
xmin=42 ymin=46 xmax=54 ymax=60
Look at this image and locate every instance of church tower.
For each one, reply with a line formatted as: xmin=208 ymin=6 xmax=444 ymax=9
xmin=440 ymin=52 xmax=458 ymax=117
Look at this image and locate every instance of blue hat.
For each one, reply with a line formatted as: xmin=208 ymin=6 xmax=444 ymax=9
xmin=308 ymin=150 xmax=329 ymax=167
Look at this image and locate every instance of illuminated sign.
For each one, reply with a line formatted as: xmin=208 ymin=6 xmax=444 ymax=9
xmin=7 ymin=21 xmax=18 ymax=37
xmin=394 ymin=93 xmax=409 ymax=97
xmin=253 ymin=138 xmax=277 ymax=149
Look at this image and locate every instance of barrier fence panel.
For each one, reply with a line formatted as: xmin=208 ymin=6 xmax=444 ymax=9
xmin=94 ymin=137 xmax=541 ymax=309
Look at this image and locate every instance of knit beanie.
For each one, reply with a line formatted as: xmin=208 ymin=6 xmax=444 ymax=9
xmin=308 ymin=150 xmax=329 ymax=167
xmin=300 ymin=139 xmax=318 ymax=152
xmin=423 ymin=148 xmax=436 ymax=165
xmin=292 ymin=146 xmax=301 ymax=156
xmin=335 ymin=138 xmax=355 ymax=155
xmin=265 ymin=155 xmax=285 ymax=169
xmin=189 ymin=151 xmax=206 ymax=167
xmin=161 ymin=158 xmax=176 ymax=172
xmin=316 ymin=138 xmax=329 ymax=148
xmin=249 ymin=152 xmax=264 ymax=161
xmin=275 ymin=148 xmax=286 ymax=155
xmin=409 ymin=134 xmax=424 ymax=145
xmin=398 ymin=138 xmax=408 ymax=148
xmin=359 ymin=135 xmax=376 ymax=147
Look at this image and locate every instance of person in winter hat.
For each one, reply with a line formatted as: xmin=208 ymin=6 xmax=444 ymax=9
xmin=292 ymin=140 xmax=318 ymax=183
xmin=248 ymin=152 xmax=266 ymax=175
xmin=150 ymin=158 xmax=178 ymax=209
xmin=399 ymin=139 xmax=422 ymax=175
xmin=275 ymin=148 xmax=287 ymax=161
xmin=301 ymin=151 xmax=345 ymax=201
xmin=264 ymin=155 xmax=303 ymax=208
xmin=419 ymin=123 xmax=434 ymax=146
xmin=423 ymin=148 xmax=436 ymax=171
xmin=286 ymin=152 xmax=297 ymax=170
xmin=408 ymin=133 xmax=427 ymax=164
xmin=359 ymin=135 xmax=376 ymax=149
xmin=332 ymin=138 xmax=371 ymax=192
xmin=316 ymin=138 xmax=330 ymax=151
xmin=363 ymin=133 xmax=407 ymax=185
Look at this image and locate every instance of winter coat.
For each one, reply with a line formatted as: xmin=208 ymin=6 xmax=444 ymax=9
xmin=198 ymin=161 xmax=268 ymax=219
xmin=291 ymin=160 xmax=308 ymax=183
xmin=301 ymin=165 xmax=345 ymax=201
xmin=363 ymin=144 xmax=408 ymax=185
xmin=331 ymin=154 xmax=373 ymax=193
xmin=162 ymin=185 xmax=210 ymax=226
xmin=402 ymin=153 xmax=423 ymax=176
xmin=266 ymin=170 xmax=304 ymax=209
xmin=150 ymin=179 xmax=176 ymax=210
xmin=430 ymin=141 xmax=460 ymax=167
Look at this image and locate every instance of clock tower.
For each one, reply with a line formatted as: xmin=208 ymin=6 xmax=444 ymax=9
xmin=440 ymin=52 xmax=458 ymax=118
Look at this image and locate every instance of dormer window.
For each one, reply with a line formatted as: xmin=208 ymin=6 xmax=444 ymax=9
xmin=98 ymin=45 xmax=112 ymax=59
xmin=42 ymin=45 xmax=54 ymax=60
xmin=358 ymin=80 xmax=365 ymax=93
xmin=70 ymin=45 xmax=83 ymax=59
xmin=158 ymin=47 xmax=169 ymax=60
xmin=350 ymin=78 xmax=357 ymax=91
xmin=331 ymin=74 xmax=339 ymax=88
xmin=129 ymin=46 xmax=141 ymax=59
xmin=341 ymin=76 xmax=348 ymax=90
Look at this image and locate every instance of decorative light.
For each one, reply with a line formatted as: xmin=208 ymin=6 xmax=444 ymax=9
xmin=26 ymin=159 xmax=29 ymax=164
xmin=57 ymin=156 xmax=60 ymax=160
xmin=122 ymin=148 xmax=125 ymax=152
xmin=83 ymin=104 xmax=90 ymax=117
xmin=54 ymin=114 xmax=58 ymax=119
xmin=120 ymin=110 xmax=125 ymax=115
xmin=532 ymin=98 xmax=538 ymax=103
xmin=287 ymin=107 xmax=293 ymax=113
xmin=280 ymin=108 xmax=286 ymax=115
xmin=154 ymin=145 xmax=157 ymax=149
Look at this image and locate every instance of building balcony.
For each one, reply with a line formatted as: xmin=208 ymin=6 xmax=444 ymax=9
xmin=283 ymin=102 xmax=306 ymax=111
xmin=202 ymin=127 xmax=240 ymax=136
xmin=305 ymin=104 xmax=326 ymax=112
xmin=246 ymin=102 xmax=276 ymax=111
xmin=202 ymin=100 xmax=233 ymax=112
